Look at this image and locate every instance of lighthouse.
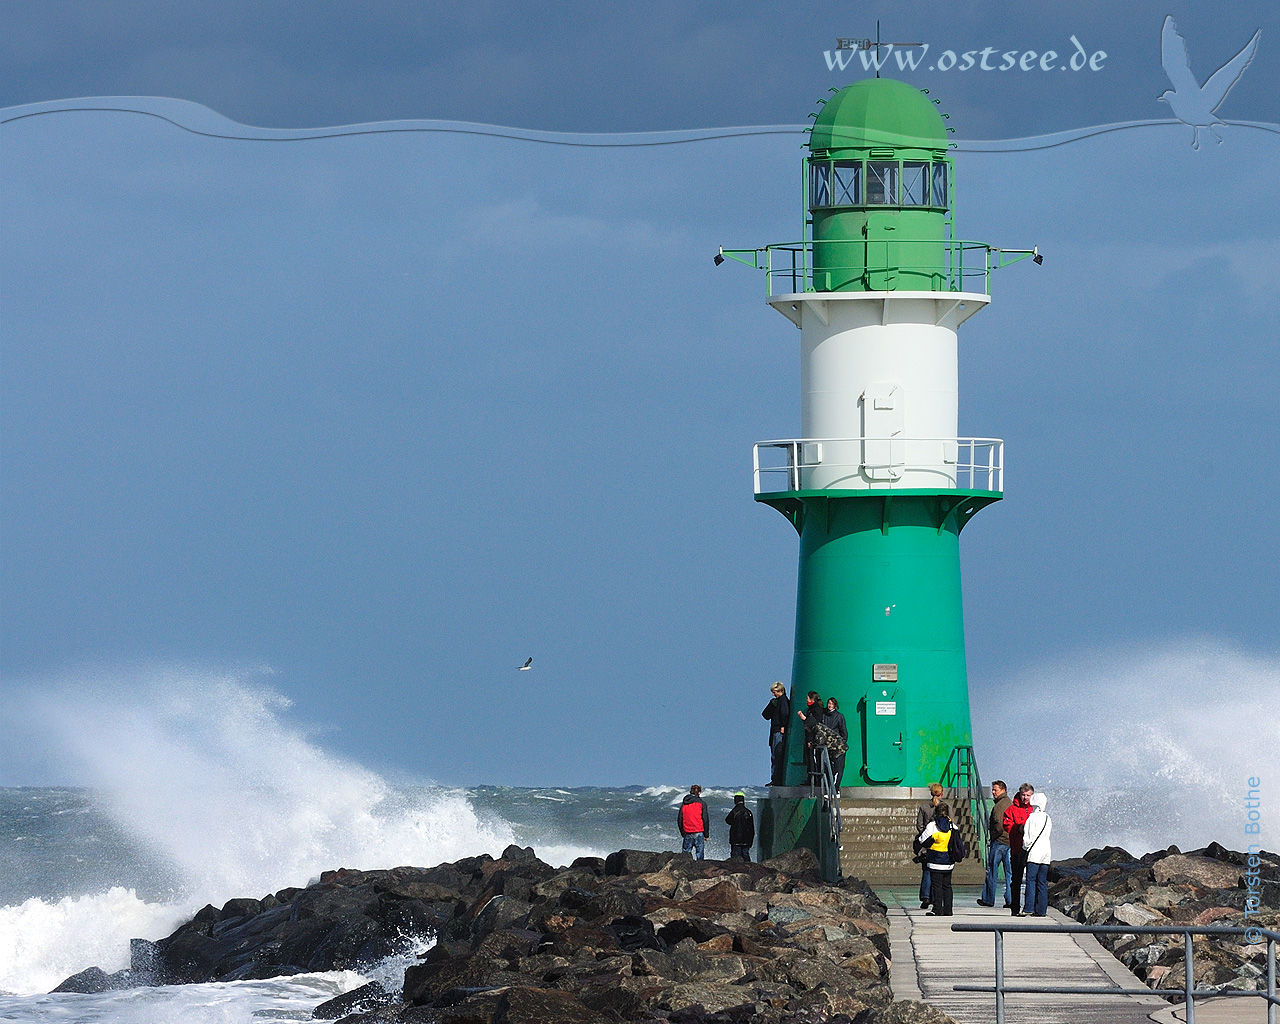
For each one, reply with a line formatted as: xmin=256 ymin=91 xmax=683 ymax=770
xmin=721 ymin=78 xmax=1036 ymax=881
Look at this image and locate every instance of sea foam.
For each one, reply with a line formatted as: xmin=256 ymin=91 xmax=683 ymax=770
xmin=0 ymin=668 xmax=520 ymax=995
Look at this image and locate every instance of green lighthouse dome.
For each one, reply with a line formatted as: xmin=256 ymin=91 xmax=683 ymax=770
xmin=806 ymin=79 xmax=953 ymax=292
xmin=810 ymin=77 xmax=948 ymax=155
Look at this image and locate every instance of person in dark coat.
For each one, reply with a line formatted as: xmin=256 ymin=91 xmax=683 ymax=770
xmin=797 ymin=691 xmax=825 ymax=785
xmin=761 ymin=682 xmax=790 ymax=785
xmin=978 ymin=780 xmax=1013 ymax=908
xmin=725 ymin=792 xmax=755 ymax=861
xmin=677 ymin=784 xmax=711 ymax=860
xmin=824 ymin=697 xmax=848 ymax=789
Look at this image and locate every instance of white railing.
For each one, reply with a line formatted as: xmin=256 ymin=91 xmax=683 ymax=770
xmin=753 ymin=437 xmax=1004 ymax=494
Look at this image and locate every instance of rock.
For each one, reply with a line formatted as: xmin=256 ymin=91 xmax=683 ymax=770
xmin=312 ymin=981 xmax=396 ymax=1019
xmin=51 ymin=966 xmax=133 ymax=994
xmin=492 ymin=986 xmax=599 ymax=1023
xmin=1081 ymin=890 xmax=1108 ymax=922
xmin=72 ymin=843 xmax=899 ymax=1021
xmin=1111 ymin=902 xmax=1163 ymax=927
xmin=763 ymin=847 xmax=821 ymax=877
xmin=1152 ymin=854 xmax=1242 ymax=888
xmin=605 ymin=850 xmax=675 ymax=876
xmin=870 ymin=1000 xmax=962 ymax=1023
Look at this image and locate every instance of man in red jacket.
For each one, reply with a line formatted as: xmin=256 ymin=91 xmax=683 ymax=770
xmin=1003 ymin=783 xmax=1035 ymax=916
xmin=678 ymin=784 xmax=711 ymax=860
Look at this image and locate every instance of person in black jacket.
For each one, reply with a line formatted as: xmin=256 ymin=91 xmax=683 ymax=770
xmin=725 ymin=792 xmax=755 ymax=861
xmin=824 ymin=697 xmax=848 ymax=789
xmin=797 ymin=691 xmax=825 ymax=785
xmin=677 ymin=784 xmax=711 ymax=860
xmin=761 ymin=682 xmax=790 ymax=785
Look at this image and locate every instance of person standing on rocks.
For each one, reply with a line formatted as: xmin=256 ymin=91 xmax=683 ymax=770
xmin=978 ymin=780 xmax=1013 ymax=908
xmin=1004 ymin=782 xmax=1035 ymax=915
xmin=917 ymin=802 xmax=957 ymax=916
xmin=915 ymin=782 xmax=944 ymax=909
xmin=797 ymin=691 xmax=826 ymax=786
xmin=677 ymin=784 xmax=711 ymax=860
xmin=1020 ymin=792 xmax=1052 ymax=917
xmin=725 ymin=792 xmax=755 ymax=861
xmin=762 ymin=682 xmax=790 ymax=785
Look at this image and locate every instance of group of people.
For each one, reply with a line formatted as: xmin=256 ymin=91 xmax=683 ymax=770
xmin=676 ymin=785 xmax=755 ymax=862
xmin=977 ymin=780 xmax=1053 ymax=917
xmin=914 ymin=779 xmax=1054 ymax=918
xmin=762 ymin=682 xmax=848 ymax=788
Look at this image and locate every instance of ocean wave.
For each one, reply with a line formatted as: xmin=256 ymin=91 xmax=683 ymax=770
xmin=0 ymin=887 xmax=188 ymax=996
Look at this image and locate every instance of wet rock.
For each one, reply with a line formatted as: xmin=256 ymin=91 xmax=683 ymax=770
xmin=313 ymin=981 xmax=397 ymax=1019
xmin=51 ymin=966 xmax=134 ymax=994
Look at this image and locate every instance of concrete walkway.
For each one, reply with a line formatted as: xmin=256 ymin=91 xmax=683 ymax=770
xmin=880 ymin=884 xmax=1172 ymax=1024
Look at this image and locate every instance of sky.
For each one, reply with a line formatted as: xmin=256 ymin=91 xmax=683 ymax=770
xmin=1 ymin=3 xmax=1277 ymax=788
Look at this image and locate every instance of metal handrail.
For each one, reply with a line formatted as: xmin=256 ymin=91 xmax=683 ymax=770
xmin=951 ymin=921 xmax=1280 ymax=1024
xmin=816 ymin=746 xmax=843 ymax=845
xmin=718 ymin=239 xmax=1039 ymax=298
xmin=753 ymin=437 xmax=1004 ymax=494
xmin=939 ymin=745 xmax=992 ymax=861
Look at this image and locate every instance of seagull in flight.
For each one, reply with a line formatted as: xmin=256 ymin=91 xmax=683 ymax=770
xmin=519 ymin=657 xmax=533 ymax=671
xmin=1159 ymin=15 xmax=1261 ymax=149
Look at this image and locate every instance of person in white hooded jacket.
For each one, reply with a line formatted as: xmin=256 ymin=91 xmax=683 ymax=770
xmin=1020 ymin=792 xmax=1052 ymax=917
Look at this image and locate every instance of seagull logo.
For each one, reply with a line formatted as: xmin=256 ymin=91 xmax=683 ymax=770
xmin=1159 ymin=15 xmax=1261 ymax=149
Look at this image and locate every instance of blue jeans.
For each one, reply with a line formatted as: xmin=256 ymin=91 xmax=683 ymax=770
xmin=1024 ymin=861 xmax=1049 ymax=916
xmin=682 ymin=833 xmax=706 ymax=860
xmin=982 ymin=841 xmax=1012 ymax=905
xmin=919 ymin=862 xmax=932 ymax=902
xmin=770 ymin=732 xmax=786 ymax=784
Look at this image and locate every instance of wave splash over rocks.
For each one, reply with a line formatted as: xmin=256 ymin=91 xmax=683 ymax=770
xmin=0 ymin=669 xmax=529 ymax=997
xmin=973 ymin=639 xmax=1280 ymax=857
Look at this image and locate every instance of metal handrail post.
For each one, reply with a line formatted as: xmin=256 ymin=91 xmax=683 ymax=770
xmin=994 ymin=929 xmax=1005 ymax=1024
xmin=790 ymin=441 xmax=800 ymax=492
xmin=1269 ymin=938 xmax=1276 ymax=1024
xmin=1185 ymin=931 xmax=1196 ymax=1024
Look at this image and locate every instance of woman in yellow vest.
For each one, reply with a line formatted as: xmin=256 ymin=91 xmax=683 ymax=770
xmin=917 ymin=802 xmax=958 ymax=916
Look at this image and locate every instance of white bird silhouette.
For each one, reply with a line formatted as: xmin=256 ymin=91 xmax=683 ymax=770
xmin=1159 ymin=15 xmax=1261 ymax=150
xmin=519 ymin=657 xmax=533 ymax=671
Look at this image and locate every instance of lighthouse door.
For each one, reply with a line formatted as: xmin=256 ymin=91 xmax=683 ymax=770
xmin=861 ymin=383 xmax=904 ymax=481
xmin=859 ymin=687 xmax=905 ymax=785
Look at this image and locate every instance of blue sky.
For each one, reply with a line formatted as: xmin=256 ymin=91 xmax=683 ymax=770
xmin=1 ymin=4 xmax=1277 ymax=787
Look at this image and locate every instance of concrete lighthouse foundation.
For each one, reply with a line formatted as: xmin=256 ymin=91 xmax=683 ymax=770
xmin=723 ymin=78 xmax=1036 ymax=883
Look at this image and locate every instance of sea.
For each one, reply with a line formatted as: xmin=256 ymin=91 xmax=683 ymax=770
xmin=0 ymin=779 xmax=1253 ymax=1023
xmin=3 ymin=643 xmax=1274 ymax=1022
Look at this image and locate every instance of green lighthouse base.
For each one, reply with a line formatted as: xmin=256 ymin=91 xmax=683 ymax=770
xmin=759 ymin=787 xmax=987 ymax=885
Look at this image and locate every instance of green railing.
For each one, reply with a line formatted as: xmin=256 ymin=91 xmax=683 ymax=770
xmin=940 ymin=744 xmax=993 ymax=860
xmin=717 ymin=238 xmax=1039 ymax=297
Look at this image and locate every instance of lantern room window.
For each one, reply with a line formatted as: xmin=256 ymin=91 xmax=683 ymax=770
xmin=810 ymin=162 xmax=831 ymax=208
xmin=902 ymin=162 xmax=928 ymax=205
xmin=867 ymin=161 xmax=898 ymax=204
xmin=931 ymin=162 xmax=948 ymax=207
xmin=832 ymin=162 xmax=861 ymax=204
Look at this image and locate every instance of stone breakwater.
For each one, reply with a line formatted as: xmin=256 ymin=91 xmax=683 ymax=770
xmin=54 ymin=845 xmax=958 ymax=1024
xmin=1049 ymin=842 xmax=1280 ymax=998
